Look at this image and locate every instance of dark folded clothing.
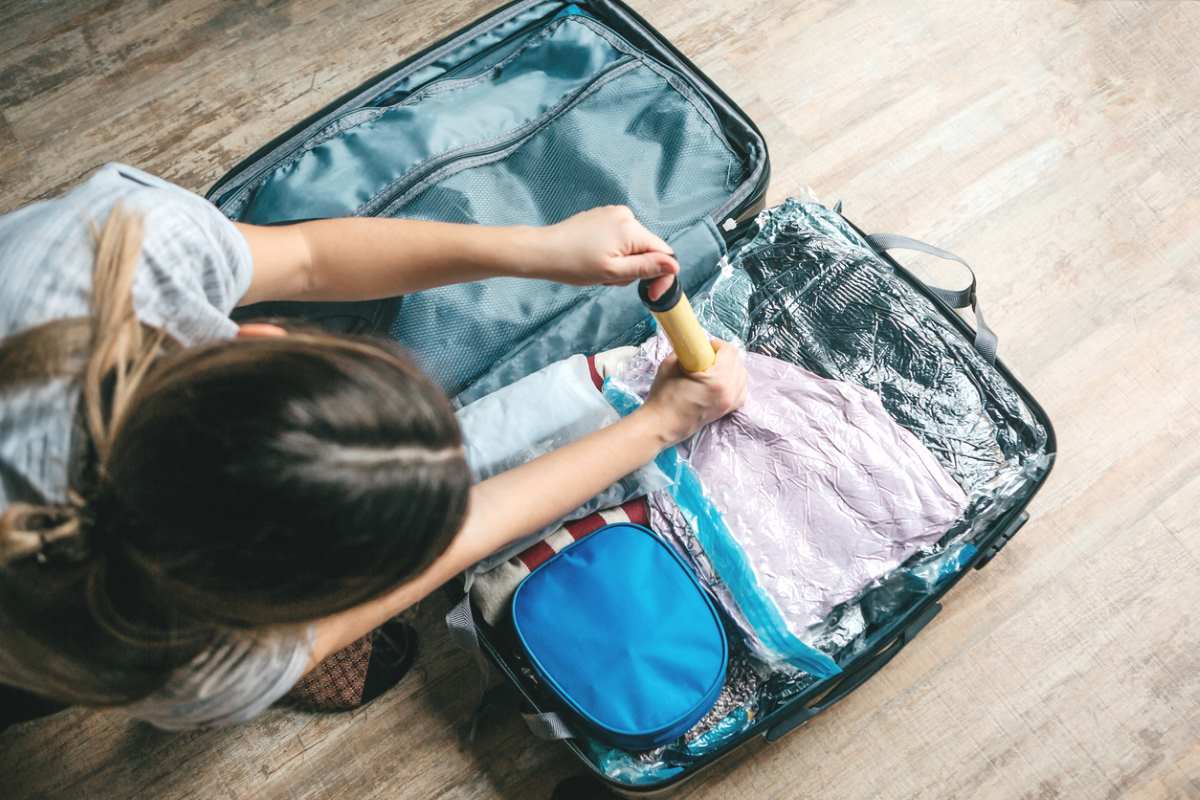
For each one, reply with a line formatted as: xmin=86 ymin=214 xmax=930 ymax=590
xmin=733 ymin=199 xmax=1048 ymax=505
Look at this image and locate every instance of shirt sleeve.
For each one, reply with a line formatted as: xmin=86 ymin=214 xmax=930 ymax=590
xmin=0 ymin=164 xmax=256 ymax=512
xmin=111 ymin=164 xmax=255 ymax=345
xmin=124 ymin=626 xmax=314 ymax=730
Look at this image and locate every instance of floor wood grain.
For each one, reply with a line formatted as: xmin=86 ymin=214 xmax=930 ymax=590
xmin=2 ymin=1 xmax=1198 ymax=798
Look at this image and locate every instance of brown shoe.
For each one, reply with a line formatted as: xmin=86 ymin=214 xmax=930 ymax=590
xmin=284 ymin=619 xmax=418 ymax=712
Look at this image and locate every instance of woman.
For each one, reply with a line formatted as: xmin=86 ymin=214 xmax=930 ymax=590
xmin=0 ymin=164 xmax=746 ymax=730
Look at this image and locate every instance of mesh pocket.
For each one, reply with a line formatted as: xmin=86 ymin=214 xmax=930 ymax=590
xmin=389 ymin=63 xmax=743 ymax=396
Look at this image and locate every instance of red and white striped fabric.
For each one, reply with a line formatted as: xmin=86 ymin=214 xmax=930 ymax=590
xmin=470 ymin=497 xmax=650 ymax=624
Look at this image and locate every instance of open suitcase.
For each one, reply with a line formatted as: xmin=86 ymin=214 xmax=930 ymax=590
xmin=207 ymin=1 xmax=1056 ymax=794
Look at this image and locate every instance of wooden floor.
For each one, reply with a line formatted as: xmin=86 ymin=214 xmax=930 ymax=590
xmin=3 ymin=1 xmax=1199 ymax=798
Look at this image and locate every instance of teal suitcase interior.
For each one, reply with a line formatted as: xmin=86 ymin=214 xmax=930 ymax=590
xmin=208 ymin=1 xmax=1056 ymax=794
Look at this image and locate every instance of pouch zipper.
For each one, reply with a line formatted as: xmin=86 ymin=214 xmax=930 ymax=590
xmin=208 ymin=0 xmax=770 ymax=229
xmin=359 ymin=57 xmax=641 ymax=217
xmin=365 ymin=46 xmax=748 ymax=219
xmin=382 ymin=12 xmax=565 ymax=103
xmin=218 ymin=14 xmax=581 ymax=219
xmin=213 ymin=10 xmax=758 ymax=227
xmin=218 ymin=15 xmax=749 ymax=224
xmin=208 ymin=0 xmax=563 ymax=209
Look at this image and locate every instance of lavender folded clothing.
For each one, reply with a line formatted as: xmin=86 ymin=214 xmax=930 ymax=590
xmin=616 ymin=335 xmax=968 ymax=640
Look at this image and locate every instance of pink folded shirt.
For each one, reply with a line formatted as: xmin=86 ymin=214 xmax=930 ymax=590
xmin=616 ymin=336 xmax=968 ymax=636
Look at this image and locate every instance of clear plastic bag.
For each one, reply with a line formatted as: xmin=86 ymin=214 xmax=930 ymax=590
xmin=728 ymin=199 xmax=1049 ymax=506
xmin=704 ymin=199 xmax=1050 ymax=643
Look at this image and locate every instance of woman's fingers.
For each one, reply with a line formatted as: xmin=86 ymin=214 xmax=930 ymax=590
xmin=625 ymin=218 xmax=674 ymax=256
xmin=709 ymin=339 xmax=748 ymax=412
xmin=612 ymin=250 xmax=678 ymax=277
xmin=642 ymin=270 xmax=678 ymax=300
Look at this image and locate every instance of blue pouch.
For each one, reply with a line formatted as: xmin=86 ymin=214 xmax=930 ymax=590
xmin=512 ymin=523 xmax=728 ymax=750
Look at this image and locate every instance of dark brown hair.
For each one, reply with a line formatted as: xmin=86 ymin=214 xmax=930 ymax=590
xmin=0 ymin=206 xmax=471 ymax=704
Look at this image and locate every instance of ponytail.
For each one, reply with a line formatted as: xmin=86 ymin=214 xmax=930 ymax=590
xmin=0 ymin=205 xmax=194 ymax=705
xmin=0 ymin=501 xmax=86 ymax=567
xmin=0 ymin=204 xmax=168 ymax=569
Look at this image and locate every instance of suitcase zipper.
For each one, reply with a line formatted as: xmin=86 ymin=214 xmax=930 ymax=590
xmin=208 ymin=0 xmax=560 ymax=207
xmin=360 ymin=10 xmax=752 ymax=219
xmin=218 ymin=23 xmax=637 ymax=220
xmin=217 ymin=14 xmax=573 ymax=220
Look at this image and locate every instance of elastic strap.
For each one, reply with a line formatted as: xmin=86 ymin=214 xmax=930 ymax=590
xmin=865 ymin=233 xmax=998 ymax=364
xmin=446 ymin=594 xmax=577 ymax=741
xmin=445 ymin=594 xmax=496 ymax=740
xmin=445 ymin=594 xmax=491 ymax=678
xmin=522 ymin=710 xmax=576 ymax=740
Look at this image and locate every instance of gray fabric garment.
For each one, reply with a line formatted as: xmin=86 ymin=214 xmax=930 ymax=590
xmin=0 ymin=163 xmax=313 ymax=729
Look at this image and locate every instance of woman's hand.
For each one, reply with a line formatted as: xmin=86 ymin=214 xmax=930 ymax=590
xmin=530 ymin=205 xmax=680 ymax=287
xmin=639 ymin=339 xmax=748 ymax=446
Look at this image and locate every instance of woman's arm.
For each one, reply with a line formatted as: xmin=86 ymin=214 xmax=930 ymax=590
xmin=304 ymin=342 xmax=747 ymax=670
xmin=236 ymin=206 xmax=679 ymax=307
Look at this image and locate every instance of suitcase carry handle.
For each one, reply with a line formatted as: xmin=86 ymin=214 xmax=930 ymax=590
xmin=864 ymin=233 xmax=999 ymax=365
xmin=763 ymin=601 xmax=943 ymax=743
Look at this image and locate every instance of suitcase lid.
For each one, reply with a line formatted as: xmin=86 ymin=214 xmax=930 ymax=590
xmin=207 ymin=1 xmax=768 ymax=403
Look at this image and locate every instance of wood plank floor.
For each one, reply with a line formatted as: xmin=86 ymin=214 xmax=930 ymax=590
xmin=2 ymin=1 xmax=1199 ymax=798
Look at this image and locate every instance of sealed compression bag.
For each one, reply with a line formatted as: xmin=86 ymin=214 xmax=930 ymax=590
xmin=511 ymin=522 xmax=728 ymax=750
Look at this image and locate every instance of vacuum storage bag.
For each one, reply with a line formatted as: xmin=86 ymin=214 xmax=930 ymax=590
xmin=683 ymin=198 xmax=1051 ymax=645
xmin=568 ymin=201 xmax=1051 ymax=782
xmin=605 ymin=334 xmax=967 ymax=667
xmin=728 ymin=199 xmax=1049 ymax=509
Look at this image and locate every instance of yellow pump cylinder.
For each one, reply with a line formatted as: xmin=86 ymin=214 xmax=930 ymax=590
xmin=638 ymin=278 xmax=716 ymax=373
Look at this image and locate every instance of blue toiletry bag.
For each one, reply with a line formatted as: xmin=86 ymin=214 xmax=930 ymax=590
xmin=511 ymin=522 xmax=728 ymax=750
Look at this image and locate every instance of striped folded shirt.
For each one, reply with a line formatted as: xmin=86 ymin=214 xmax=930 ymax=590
xmin=470 ymin=497 xmax=649 ymax=625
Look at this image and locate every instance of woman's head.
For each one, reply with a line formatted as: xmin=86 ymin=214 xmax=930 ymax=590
xmin=100 ymin=328 xmax=471 ymax=626
xmin=0 ymin=205 xmax=470 ymax=704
